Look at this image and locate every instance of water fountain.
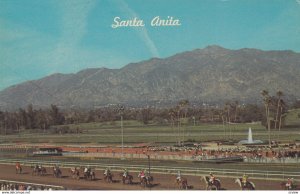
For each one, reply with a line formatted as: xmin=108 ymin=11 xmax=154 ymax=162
xmin=238 ymin=127 xmax=263 ymax=144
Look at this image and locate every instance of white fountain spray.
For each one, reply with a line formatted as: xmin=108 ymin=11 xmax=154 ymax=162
xmin=238 ymin=127 xmax=263 ymax=144
xmin=247 ymin=127 xmax=253 ymax=143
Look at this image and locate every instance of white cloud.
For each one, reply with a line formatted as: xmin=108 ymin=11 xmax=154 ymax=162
xmin=116 ymin=0 xmax=160 ymax=57
xmin=46 ymin=0 xmax=97 ymax=71
xmin=56 ymin=0 xmax=96 ymax=46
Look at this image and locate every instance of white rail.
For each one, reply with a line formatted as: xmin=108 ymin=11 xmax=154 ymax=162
xmin=0 ymin=158 xmax=299 ymax=181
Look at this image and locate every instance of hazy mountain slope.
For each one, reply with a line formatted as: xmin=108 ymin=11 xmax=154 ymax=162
xmin=0 ymin=45 xmax=299 ymax=109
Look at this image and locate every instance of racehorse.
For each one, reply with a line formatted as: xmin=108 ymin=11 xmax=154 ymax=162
xmin=84 ymin=169 xmax=96 ymax=181
xmin=15 ymin=165 xmax=22 ymax=174
xmin=280 ymin=181 xmax=298 ymax=190
xmin=70 ymin=167 xmax=80 ymax=180
xmin=138 ymin=173 xmax=153 ymax=188
xmin=175 ymin=177 xmax=188 ymax=190
xmin=235 ymin=178 xmax=255 ymax=190
xmin=201 ymin=176 xmax=221 ymax=190
xmin=119 ymin=173 xmax=133 ymax=184
xmin=53 ymin=167 xmax=62 ymax=178
xmin=32 ymin=166 xmax=47 ymax=176
xmin=104 ymin=172 xmax=113 ymax=183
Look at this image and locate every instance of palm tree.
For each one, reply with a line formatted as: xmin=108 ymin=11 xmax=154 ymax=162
xmin=234 ymin=100 xmax=239 ymax=122
xmin=175 ymin=105 xmax=181 ymax=146
xmin=275 ymin=91 xmax=283 ymax=130
xmin=178 ymin=99 xmax=190 ymax=145
xmin=261 ymin=90 xmax=271 ymax=147
xmin=278 ymin=99 xmax=285 ymax=132
xmin=224 ymin=102 xmax=231 ymax=123
xmin=168 ymin=109 xmax=176 ymax=143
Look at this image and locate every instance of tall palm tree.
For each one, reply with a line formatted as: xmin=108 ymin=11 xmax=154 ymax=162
xmin=168 ymin=109 xmax=176 ymax=144
xmin=234 ymin=100 xmax=239 ymax=122
xmin=261 ymin=90 xmax=271 ymax=147
xmin=275 ymin=91 xmax=283 ymax=130
xmin=175 ymin=105 xmax=181 ymax=146
xmin=178 ymin=99 xmax=189 ymax=145
xmin=278 ymin=99 xmax=285 ymax=132
xmin=224 ymin=102 xmax=231 ymax=123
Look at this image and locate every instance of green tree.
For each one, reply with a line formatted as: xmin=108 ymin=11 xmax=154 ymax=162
xmin=26 ymin=104 xmax=36 ymax=129
xmin=49 ymin=104 xmax=64 ymax=125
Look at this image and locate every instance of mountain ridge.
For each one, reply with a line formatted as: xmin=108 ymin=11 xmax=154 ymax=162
xmin=1 ymin=45 xmax=300 ymax=109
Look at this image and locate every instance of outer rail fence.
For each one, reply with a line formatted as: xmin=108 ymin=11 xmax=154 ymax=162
xmin=0 ymin=158 xmax=299 ymax=182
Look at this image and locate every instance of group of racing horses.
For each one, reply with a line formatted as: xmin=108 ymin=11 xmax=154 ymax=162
xmin=22 ymin=164 xmax=153 ymax=188
xmin=15 ymin=163 xmax=297 ymax=190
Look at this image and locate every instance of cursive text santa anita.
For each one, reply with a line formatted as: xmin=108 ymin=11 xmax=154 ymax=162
xmin=111 ymin=16 xmax=181 ymax=28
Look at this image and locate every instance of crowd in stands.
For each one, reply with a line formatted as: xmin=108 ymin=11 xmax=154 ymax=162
xmin=145 ymin=143 xmax=300 ymax=160
xmin=0 ymin=182 xmax=62 ymax=191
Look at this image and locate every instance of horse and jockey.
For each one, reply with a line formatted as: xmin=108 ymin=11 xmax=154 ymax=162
xmin=120 ymin=168 xmax=133 ymax=184
xmin=281 ymin=178 xmax=297 ymax=190
xmin=53 ymin=165 xmax=62 ymax=178
xmin=32 ymin=164 xmax=47 ymax=176
xmin=103 ymin=167 xmax=113 ymax=183
xmin=235 ymin=174 xmax=255 ymax=190
xmin=15 ymin=162 xmax=22 ymax=174
xmin=201 ymin=173 xmax=221 ymax=190
xmin=83 ymin=166 xmax=96 ymax=181
xmin=175 ymin=170 xmax=188 ymax=190
xmin=138 ymin=169 xmax=153 ymax=188
xmin=70 ymin=167 xmax=80 ymax=180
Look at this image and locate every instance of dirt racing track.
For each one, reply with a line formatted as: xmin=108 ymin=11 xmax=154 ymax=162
xmin=0 ymin=164 xmax=288 ymax=190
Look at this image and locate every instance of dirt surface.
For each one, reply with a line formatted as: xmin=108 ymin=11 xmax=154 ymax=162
xmin=0 ymin=164 xmax=288 ymax=190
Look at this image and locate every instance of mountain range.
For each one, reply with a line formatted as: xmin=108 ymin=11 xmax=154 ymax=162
xmin=1 ymin=45 xmax=300 ymax=110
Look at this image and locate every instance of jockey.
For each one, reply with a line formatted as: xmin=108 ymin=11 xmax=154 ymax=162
xmin=123 ymin=169 xmax=128 ymax=177
xmin=176 ymin=170 xmax=181 ymax=181
xmin=242 ymin=174 xmax=248 ymax=186
xmin=84 ymin=166 xmax=88 ymax=173
xmin=209 ymin=172 xmax=215 ymax=184
xmin=104 ymin=168 xmax=110 ymax=176
xmin=55 ymin=165 xmax=60 ymax=171
xmin=286 ymin=178 xmax=293 ymax=189
xmin=139 ymin=169 xmax=145 ymax=179
xmin=16 ymin=162 xmax=21 ymax=169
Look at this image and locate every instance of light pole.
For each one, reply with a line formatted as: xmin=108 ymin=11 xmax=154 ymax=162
xmin=118 ymin=105 xmax=125 ymax=160
xmin=121 ymin=113 xmax=124 ymax=158
xmin=147 ymin=155 xmax=151 ymax=176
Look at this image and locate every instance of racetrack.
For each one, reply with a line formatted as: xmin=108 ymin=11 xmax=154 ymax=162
xmin=0 ymin=164 xmax=287 ymax=190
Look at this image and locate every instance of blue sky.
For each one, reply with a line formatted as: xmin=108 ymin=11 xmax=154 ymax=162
xmin=0 ymin=0 xmax=300 ymax=90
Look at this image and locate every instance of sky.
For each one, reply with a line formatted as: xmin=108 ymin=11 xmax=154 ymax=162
xmin=0 ymin=0 xmax=300 ymax=91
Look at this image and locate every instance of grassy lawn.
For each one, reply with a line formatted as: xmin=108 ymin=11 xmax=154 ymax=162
xmin=0 ymin=121 xmax=299 ymax=144
xmin=285 ymin=108 xmax=300 ymax=126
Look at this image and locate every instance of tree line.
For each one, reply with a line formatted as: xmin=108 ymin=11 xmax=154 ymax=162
xmin=0 ymin=90 xmax=298 ymax=135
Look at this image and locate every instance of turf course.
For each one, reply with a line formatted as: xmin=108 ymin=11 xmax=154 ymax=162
xmin=0 ymin=121 xmax=299 ymax=144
